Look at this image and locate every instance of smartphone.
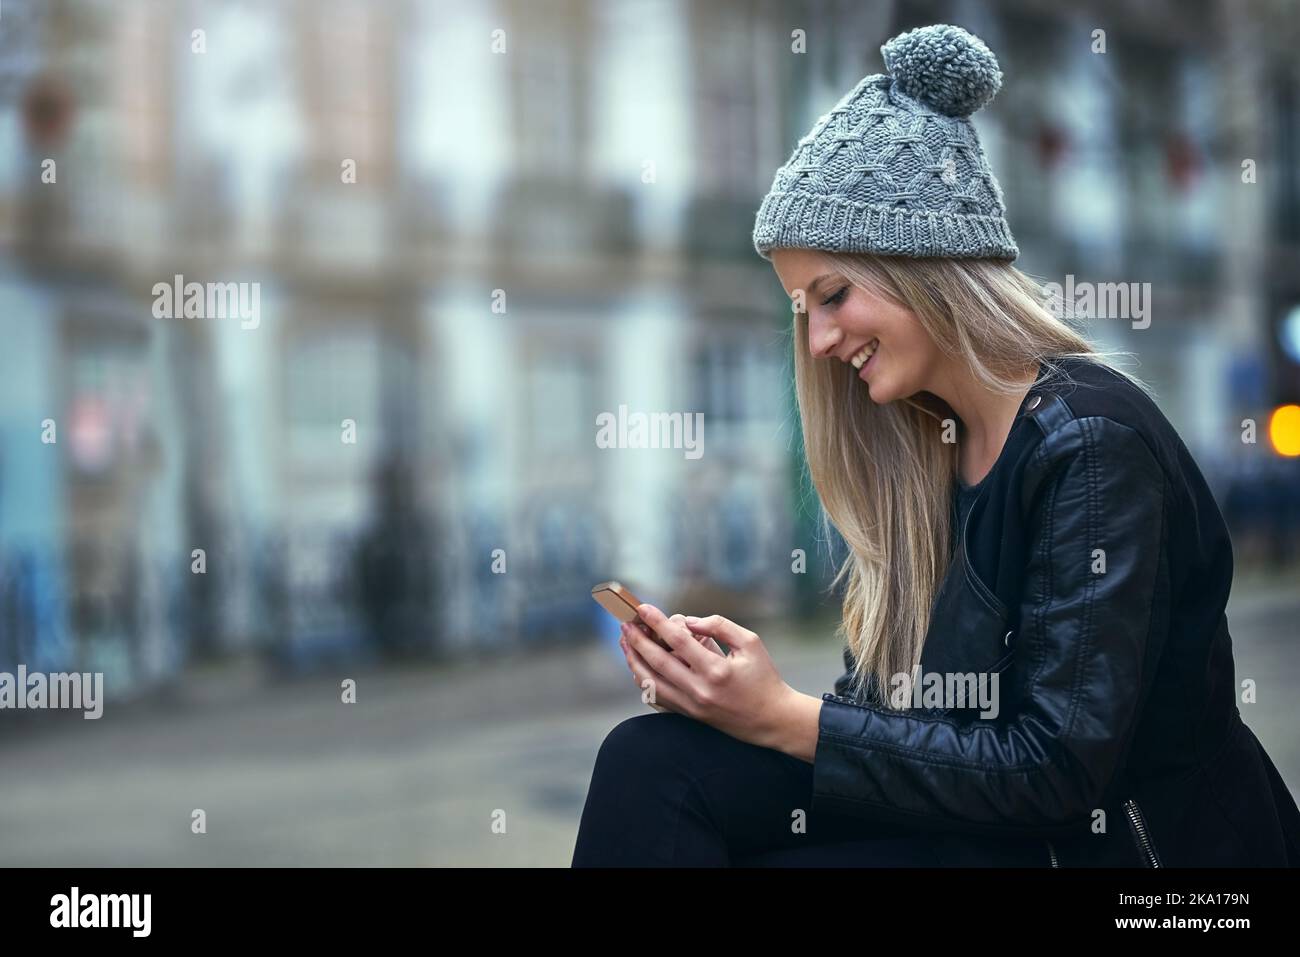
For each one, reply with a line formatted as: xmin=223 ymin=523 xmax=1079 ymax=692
xmin=591 ymin=581 xmax=673 ymax=650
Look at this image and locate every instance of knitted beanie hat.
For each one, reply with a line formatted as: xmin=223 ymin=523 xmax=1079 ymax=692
xmin=752 ymin=23 xmax=1018 ymax=262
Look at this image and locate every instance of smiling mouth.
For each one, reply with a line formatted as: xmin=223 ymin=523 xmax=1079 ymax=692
xmin=850 ymin=339 xmax=879 ymax=370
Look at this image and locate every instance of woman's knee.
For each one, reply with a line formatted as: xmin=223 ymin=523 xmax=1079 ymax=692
xmin=595 ymin=711 xmax=711 ymax=775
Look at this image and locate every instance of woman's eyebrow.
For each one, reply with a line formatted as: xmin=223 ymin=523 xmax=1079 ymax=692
xmin=805 ymin=272 xmax=834 ymax=296
xmin=786 ymin=272 xmax=837 ymax=303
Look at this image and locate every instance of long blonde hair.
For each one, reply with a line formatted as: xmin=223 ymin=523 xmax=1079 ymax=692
xmin=789 ymin=252 xmax=1151 ymax=708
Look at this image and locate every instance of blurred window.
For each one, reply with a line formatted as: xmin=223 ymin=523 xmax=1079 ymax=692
xmin=285 ymin=325 xmax=382 ymax=470
xmin=67 ymin=341 xmax=150 ymax=476
xmin=692 ymin=336 xmax=783 ymax=426
xmin=509 ymin=20 xmax=578 ymax=175
xmin=1117 ymin=38 xmax=1179 ymax=248
xmin=993 ymin=13 xmax=1059 ymax=240
xmin=1056 ymin=22 xmax=1123 ymax=260
xmin=693 ymin=10 xmax=760 ymax=196
xmin=307 ymin=1 xmax=386 ymax=175
xmin=526 ymin=352 xmax=592 ymax=455
xmin=1274 ymin=70 xmax=1300 ymax=245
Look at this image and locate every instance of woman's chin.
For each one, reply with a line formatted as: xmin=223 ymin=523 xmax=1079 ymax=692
xmin=862 ymin=376 xmax=895 ymax=404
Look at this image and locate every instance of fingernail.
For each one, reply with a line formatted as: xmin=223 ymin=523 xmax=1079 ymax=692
xmin=684 ymin=615 xmax=700 ymax=623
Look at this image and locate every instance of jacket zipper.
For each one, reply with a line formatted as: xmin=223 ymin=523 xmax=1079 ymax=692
xmin=1046 ymin=840 xmax=1059 ymax=868
xmin=957 ymin=477 xmax=1008 ymax=621
xmin=1123 ymin=798 xmax=1162 ymax=867
xmin=958 ymin=473 xmax=1017 ymax=665
xmin=958 ymin=478 xmax=982 ymax=572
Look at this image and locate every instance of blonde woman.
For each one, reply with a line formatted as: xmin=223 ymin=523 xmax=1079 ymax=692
xmin=571 ymin=24 xmax=1300 ymax=867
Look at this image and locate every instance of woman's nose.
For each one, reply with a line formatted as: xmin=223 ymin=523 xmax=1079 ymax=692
xmin=808 ymin=313 xmax=844 ymax=359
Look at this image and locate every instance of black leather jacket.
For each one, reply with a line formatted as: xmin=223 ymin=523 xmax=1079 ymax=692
xmin=815 ymin=355 xmax=1300 ymax=867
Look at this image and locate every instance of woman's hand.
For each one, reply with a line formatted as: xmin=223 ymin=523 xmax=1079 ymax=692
xmin=619 ymin=610 xmax=724 ymax=714
xmin=617 ymin=602 xmax=798 ymax=750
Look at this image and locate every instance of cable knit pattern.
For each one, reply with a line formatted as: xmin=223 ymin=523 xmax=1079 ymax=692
xmin=753 ymin=24 xmax=1018 ymax=263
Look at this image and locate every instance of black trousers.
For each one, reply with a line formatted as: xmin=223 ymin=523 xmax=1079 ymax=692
xmin=571 ymin=711 xmax=945 ymax=867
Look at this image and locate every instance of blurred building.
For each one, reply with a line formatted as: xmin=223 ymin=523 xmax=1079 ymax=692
xmin=0 ymin=0 xmax=1297 ymax=697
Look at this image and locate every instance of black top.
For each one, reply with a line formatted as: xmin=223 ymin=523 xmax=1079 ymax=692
xmin=953 ymin=474 xmax=984 ymax=534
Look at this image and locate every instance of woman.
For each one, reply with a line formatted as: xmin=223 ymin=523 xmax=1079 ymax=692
xmin=571 ymin=24 xmax=1300 ymax=867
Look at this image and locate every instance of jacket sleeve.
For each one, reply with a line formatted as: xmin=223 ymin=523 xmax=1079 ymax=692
xmin=811 ymin=415 xmax=1168 ymax=838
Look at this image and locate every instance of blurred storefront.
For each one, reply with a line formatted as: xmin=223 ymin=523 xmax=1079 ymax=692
xmin=1 ymin=0 xmax=1297 ymax=699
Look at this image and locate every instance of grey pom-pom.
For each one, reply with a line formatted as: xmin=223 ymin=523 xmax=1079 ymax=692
xmin=880 ymin=24 xmax=1003 ymax=118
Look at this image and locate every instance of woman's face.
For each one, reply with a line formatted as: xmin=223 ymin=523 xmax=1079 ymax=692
xmin=771 ymin=248 xmax=944 ymax=405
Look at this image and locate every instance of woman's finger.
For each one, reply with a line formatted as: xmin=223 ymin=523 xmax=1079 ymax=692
xmin=703 ymin=635 xmax=725 ymax=655
xmin=689 ymin=629 xmax=726 ymax=655
xmin=630 ymin=619 xmax=721 ymax=659
xmin=625 ymin=618 xmax=699 ymax=694
xmin=624 ymin=633 xmax=684 ymax=714
xmin=683 ymin=614 xmax=755 ymax=648
xmin=626 ymin=619 xmax=672 ymax=652
xmin=636 ymin=603 xmax=710 ymax=670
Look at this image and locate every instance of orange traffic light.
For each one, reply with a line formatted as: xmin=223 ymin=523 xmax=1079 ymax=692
xmin=1268 ymin=404 xmax=1300 ymax=457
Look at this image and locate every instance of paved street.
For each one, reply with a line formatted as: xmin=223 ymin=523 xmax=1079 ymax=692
xmin=2 ymin=572 xmax=1297 ymax=867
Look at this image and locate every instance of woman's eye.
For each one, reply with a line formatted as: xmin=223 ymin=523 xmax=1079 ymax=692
xmin=821 ymin=285 xmax=849 ymax=307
